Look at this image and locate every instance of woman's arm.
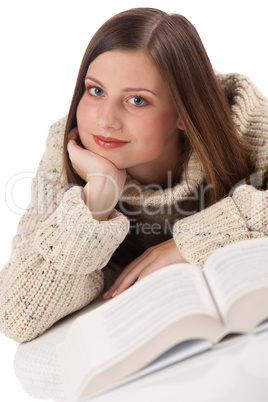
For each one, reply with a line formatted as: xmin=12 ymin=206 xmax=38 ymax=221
xmin=173 ymin=184 xmax=268 ymax=268
xmin=0 ymin=118 xmax=129 ymax=342
xmin=103 ymin=183 xmax=267 ymax=298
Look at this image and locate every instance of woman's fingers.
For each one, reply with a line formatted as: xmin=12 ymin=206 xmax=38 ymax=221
xmin=103 ymin=250 xmax=155 ymax=299
xmin=103 ymin=239 xmax=189 ymax=299
xmin=68 ymin=127 xmax=79 ymax=141
xmin=102 ymin=263 xmax=139 ymax=298
xmin=67 ymin=128 xmax=81 ymax=154
xmin=103 ymin=263 xmax=143 ymax=299
xmin=111 ymin=267 xmax=142 ymax=297
xmin=112 ymin=251 xmax=149 ymax=285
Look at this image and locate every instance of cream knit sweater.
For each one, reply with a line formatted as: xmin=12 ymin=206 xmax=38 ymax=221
xmin=0 ymin=73 xmax=268 ymax=343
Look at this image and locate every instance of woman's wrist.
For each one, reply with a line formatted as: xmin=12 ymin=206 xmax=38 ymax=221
xmin=81 ymin=185 xmax=112 ymax=221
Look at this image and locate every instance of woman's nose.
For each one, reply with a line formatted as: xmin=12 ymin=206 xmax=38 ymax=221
xmin=96 ymin=99 xmax=122 ymax=131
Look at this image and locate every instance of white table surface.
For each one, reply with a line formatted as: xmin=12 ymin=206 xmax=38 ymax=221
xmin=1 ymin=311 xmax=268 ymax=402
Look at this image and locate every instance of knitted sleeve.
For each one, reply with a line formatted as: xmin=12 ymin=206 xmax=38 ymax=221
xmin=0 ymin=118 xmax=129 ymax=343
xmin=173 ymin=184 xmax=268 ymax=269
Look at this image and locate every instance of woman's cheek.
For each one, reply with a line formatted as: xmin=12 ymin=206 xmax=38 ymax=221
xmin=76 ymin=96 xmax=91 ymax=130
xmin=76 ymin=105 xmax=90 ymax=150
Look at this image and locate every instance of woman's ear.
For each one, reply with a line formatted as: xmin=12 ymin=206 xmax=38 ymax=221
xmin=176 ymin=116 xmax=185 ymax=131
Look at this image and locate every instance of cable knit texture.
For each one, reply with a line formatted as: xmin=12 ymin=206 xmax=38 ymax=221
xmin=0 ymin=73 xmax=267 ymax=342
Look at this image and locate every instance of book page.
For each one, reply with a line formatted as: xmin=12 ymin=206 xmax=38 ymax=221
xmin=64 ymin=263 xmax=220 ymax=395
xmin=88 ymin=264 xmax=218 ymax=354
xmin=204 ymin=238 xmax=268 ymax=319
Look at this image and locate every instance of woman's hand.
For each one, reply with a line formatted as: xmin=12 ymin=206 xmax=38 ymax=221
xmin=67 ymin=128 xmax=127 ymax=220
xmin=103 ymin=238 xmax=188 ymax=299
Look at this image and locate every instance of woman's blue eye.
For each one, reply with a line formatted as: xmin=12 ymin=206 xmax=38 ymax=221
xmin=88 ymin=87 xmax=104 ymax=96
xmin=128 ymin=96 xmax=148 ymax=106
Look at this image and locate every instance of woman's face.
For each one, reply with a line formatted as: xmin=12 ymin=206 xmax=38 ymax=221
xmin=76 ymin=49 xmax=182 ymax=182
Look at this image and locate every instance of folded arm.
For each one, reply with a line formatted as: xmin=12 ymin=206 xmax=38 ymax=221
xmin=0 ymin=119 xmax=129 ymax=342
xmin=173 ymin=184 xmax=268 ymax=268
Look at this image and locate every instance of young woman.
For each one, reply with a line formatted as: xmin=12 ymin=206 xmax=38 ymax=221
xmin=0 ymin=8 xmax=267 ymax=343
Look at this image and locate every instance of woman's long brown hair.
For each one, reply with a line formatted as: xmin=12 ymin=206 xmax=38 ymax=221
xmin=63 ymin=7 xmax=254 ymax=205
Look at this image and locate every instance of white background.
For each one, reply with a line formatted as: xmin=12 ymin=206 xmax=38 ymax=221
xmin=0 ymin=1 xmax=267 ymax=401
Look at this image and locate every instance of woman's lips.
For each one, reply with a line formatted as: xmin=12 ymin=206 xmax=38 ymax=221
xmin=93 ymin=135 xmax=130 ymax=149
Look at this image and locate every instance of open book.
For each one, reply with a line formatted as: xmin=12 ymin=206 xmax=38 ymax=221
xmin=57 ymin=238 xmax=268 ymax=401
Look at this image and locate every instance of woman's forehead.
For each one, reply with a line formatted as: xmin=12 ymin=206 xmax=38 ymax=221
xmin=85 ymin=49 xmax=166 ymax=93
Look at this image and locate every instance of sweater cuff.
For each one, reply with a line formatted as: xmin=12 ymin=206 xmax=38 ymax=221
xmin=173 ymin=196 xmax=251 ymax=269
xmin=232 ymin=184 xmax=268 ymax=232
xmin=34 ymin=186 xmax=129 ymax=275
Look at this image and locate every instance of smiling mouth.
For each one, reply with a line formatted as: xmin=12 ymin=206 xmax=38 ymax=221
xmin=93 ymin=134 xmax=130 ymax=149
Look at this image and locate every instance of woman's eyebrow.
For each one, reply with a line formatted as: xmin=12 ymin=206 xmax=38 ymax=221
xmin=85 ymin=76 xmax=156 ymax=96
xmin=85 ymin=76 xmax=104 ymax=87
xmin=123 ymin=87 xmax=156 ymax=96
